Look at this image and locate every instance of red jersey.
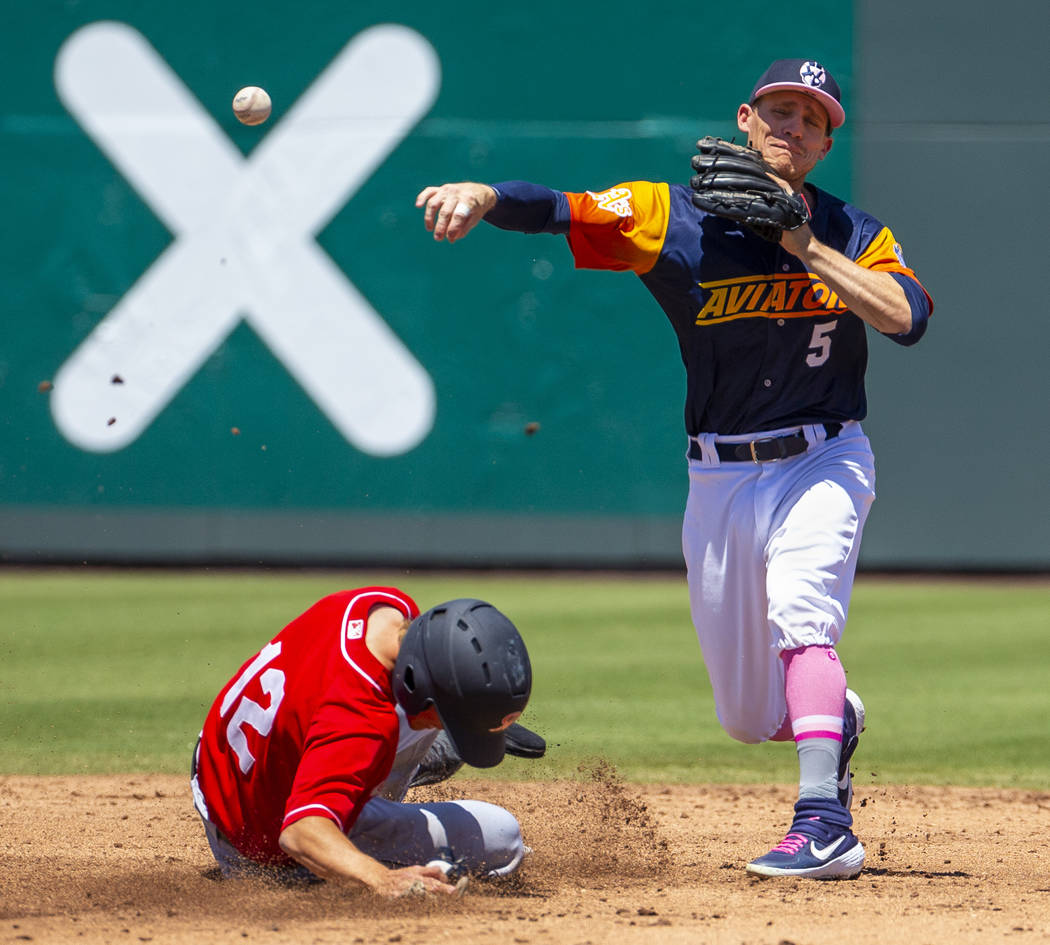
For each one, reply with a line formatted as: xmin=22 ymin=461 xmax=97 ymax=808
xmin=195 ymin=587 xmax=420 ymax=865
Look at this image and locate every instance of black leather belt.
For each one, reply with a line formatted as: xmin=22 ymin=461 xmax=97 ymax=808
xmin=688 ymin=422 xmax=842 ymax=463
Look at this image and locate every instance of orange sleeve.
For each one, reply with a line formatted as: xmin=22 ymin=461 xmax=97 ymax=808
xmin=855 ymin=226 xmax=913 ymax=274
xmin=564 ymin=181 xmax=670 ymax=274
xmin=856 ymin=225 xmax=934 ymax=313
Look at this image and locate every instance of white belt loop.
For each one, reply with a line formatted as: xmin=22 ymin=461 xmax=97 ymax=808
xmin=689 ymin=434 xmax=721 ymax=466
xmin=802 ymin=423 xmax=825 ymax=447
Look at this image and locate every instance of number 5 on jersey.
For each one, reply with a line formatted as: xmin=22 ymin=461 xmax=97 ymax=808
xmin=806 ymin=320 xmax=838 ymax=367
xmin=219 ymin=641 xmax=286 ymax=774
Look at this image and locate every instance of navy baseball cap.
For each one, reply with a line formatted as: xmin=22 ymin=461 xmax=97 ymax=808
xmin=749 ymin=59 xmax=845 ymax=129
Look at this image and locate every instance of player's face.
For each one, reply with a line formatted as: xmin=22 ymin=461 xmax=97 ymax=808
xmin=737 ymin=91 xmax=832 ymax=187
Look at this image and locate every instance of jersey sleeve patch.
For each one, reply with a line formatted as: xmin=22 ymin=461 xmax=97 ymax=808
xmin=855 ymin=225 xmax=909 ymax=272
xmin=339 ymin=587 xmax=419 ymax=679
xmin=565 ymin=181 xmax=670 ymax=274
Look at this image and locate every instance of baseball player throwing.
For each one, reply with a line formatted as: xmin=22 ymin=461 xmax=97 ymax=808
xmin=417 ymin=59 xmax=932 ymax=879
xmin=192 ymin=589 xmax=534 ymax=895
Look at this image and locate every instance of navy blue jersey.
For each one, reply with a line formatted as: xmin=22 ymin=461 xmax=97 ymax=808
xmin=486 ymin=180 xmax=932 ymax=436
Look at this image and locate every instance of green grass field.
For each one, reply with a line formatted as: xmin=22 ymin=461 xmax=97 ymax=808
xmin=1 ymin=569 xmax=1046 ymax=788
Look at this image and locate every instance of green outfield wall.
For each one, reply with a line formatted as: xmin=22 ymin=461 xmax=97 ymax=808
xmin=1 ymin=1 xmax=1047 ymax=568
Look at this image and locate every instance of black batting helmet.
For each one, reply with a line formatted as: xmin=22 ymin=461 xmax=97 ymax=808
xmin=392 ymin=598 xmax=532 ymax=768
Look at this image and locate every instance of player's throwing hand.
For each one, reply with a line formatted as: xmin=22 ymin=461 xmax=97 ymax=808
xmin=416 ymin=182 xmax=498 ymax=242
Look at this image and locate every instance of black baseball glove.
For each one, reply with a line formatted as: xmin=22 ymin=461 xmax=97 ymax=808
xmin=689 ymin=136 xmax=810 ymax=242
xmin=408 ymin=722 xmax=547 ymax=790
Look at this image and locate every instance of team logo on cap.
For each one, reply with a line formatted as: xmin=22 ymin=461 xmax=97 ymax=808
xmin=799 ymin=61 xmax=827 ymax=88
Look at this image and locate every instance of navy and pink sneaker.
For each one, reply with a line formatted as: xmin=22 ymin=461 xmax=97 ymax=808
xmin=746 ymin=798 xmax=865 ymax=879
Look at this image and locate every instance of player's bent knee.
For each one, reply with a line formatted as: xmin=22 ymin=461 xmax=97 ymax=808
xmin=450 ymin=800 xmax=526 ymax=876
xmin=714 ymin=705 xmax=778 ymax=744
xmin=720 ymin=722 xmax=767 ymax=744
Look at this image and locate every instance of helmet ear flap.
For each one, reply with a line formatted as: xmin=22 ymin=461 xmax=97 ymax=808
xmin=392 ymin=618 xmax=433 ymax=716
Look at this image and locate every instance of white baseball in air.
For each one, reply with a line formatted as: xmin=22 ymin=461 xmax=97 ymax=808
xmin=232 ymin=86 xmax=271 ymax=125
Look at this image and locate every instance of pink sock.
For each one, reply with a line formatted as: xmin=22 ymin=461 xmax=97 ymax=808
xmin=780 ymin=645 xmax=847 ymax=800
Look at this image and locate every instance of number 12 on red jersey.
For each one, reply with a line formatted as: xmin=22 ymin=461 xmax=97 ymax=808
xmin=219 ymin=641 xmax=286 ymax=774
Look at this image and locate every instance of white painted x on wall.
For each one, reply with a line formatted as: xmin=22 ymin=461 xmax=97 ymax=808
xmin=52 ymin=21 xmax=439 ymax=456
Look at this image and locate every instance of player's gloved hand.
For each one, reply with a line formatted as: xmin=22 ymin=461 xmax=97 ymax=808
xmin=505 ymin=721 xmax=546 ymax=758
xmin=408 ymin=723 xmax=547 ymax=790
xmin=407 ymin=730 xmax=465 ymax=789
xmin=689 ymin=136 xmax=811 ymax=242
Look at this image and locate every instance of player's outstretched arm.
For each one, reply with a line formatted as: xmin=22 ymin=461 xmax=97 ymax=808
xmin=416 ymin=182 xmax=498 ymax=243
xmin=279 ymin=815 xmax=456 ymax=897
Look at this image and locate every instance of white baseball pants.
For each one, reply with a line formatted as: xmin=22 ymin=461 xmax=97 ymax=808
xmin=681 ymin=421 xmax=876 ymax=744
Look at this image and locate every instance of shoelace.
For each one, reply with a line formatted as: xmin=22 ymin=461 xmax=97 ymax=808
xmin=770 ymin=832 xmax=809 ymax=855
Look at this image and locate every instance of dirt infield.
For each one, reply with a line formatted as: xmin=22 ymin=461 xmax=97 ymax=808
xmin=3 ymin=769 xmax=1048 ymax=945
